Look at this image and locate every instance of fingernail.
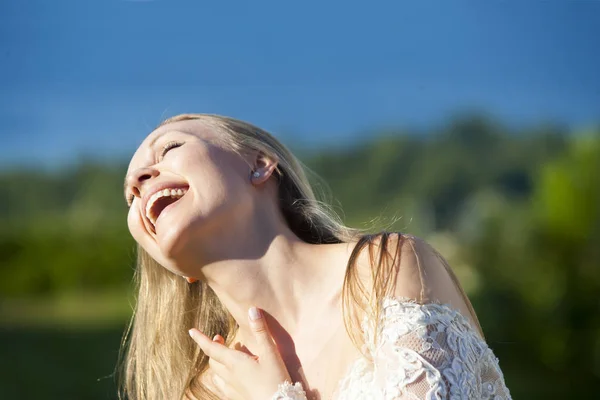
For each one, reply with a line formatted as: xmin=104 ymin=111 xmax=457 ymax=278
xmin=248 ymin=307 xmax=262 ymax=321
xmin=188 ymin=329 xmax=197 ymax=338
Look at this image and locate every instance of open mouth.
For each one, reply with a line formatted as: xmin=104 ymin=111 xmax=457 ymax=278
xmin=145 ymin=187 xmax=188 ymax=231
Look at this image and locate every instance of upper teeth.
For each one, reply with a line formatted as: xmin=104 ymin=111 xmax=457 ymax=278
xmin=145 ymin=188 xmax=187 ymax=225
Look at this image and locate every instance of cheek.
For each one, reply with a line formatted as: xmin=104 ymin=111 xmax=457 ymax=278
xmin=127 ymin=207 xmax=144 ymax=242
xmin=127 ymin=207 xmax=156 ymax=255
xmin=127 ymin=207 xmax=177 ymax=272
xmin=175 ymin=148 xmax=250 ymax=202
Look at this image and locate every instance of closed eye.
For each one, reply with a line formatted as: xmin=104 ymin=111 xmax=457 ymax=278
xmin=161 ymin=141 xmax=184 ymax=160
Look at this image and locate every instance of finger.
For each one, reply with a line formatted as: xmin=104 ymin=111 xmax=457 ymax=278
xmin=189 ymin=329 xmax=234 ymax=366
xmin=210 ymin=369 xmax=242 ymax=400
xmin=211 ymin=335 xmax=257 ymax=360
xmin=212 ymin=334 xmax=225 ymax=345
xmin=233 ymin=342 xmax=258 ymax=359
xmin=209 ymin=360 xmax=245 ymax=400
xmin=248 ymin=307 xmax=281 ymax=362
xmin=208 ymin=357 xmax=229 ymax=379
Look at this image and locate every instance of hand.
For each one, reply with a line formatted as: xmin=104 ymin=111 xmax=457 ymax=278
xmin=189 ymin=307 xmax=292 ymax=400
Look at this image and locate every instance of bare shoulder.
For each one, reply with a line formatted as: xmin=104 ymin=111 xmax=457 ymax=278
xmin=351 ymin=233 xmax=449 ymax=296
xmin=352 ymin=232 xmax=481 ymax=329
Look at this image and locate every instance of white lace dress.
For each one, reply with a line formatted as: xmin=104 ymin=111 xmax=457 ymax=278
xmin=271 ymin=298 xmax=511 ymax=400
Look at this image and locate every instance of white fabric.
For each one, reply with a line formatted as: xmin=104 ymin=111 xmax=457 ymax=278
xmin=273 ymin=298 xmax=511 ymax=400
xmin=271 ymin=381 xmax=307 ymax=400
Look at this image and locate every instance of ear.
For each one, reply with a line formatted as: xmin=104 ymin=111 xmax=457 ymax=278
xmin=250 ymin=151 xmax=279 ymax=185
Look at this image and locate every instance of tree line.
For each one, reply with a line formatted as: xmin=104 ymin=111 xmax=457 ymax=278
xmin=1 ymin=114 xmax=598 ymax=398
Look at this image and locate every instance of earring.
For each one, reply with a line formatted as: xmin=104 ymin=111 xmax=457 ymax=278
xmin=252 ymin=171 xmax=260 ymax=178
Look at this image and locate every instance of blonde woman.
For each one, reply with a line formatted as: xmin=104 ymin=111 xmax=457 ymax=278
xmin=121 ymin=114 xmax=511 ymax=400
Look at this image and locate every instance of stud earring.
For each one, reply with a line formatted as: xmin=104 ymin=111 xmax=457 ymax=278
xmin=252 ymin=171 xmax=260 ymax=178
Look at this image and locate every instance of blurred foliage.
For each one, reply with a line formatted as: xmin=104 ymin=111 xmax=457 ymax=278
xmin=0 ymin=114 xmax=598 ymax=399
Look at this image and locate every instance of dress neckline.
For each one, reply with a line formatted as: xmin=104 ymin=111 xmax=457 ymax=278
xmin=330 ymin=297 xmax=485 ymax=400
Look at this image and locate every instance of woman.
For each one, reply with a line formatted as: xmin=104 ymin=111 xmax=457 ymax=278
xmin=121 ymin=114 xmax=511 ymax=400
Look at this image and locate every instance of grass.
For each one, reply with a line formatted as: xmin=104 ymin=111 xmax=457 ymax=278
xmin=0 ymin=325 xmax=124 ymax=399
xmin=0 ymin=292 xmax=131 ymax=399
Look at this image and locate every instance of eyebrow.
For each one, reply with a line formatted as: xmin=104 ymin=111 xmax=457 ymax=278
xmin=148 ymin=130 xmax=173 ymax=148
xmin=149 ymin=129 xmax=200 ymax=147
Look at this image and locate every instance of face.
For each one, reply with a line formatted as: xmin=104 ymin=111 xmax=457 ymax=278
xmin=124 ymin=119 xmax=258 ymax=276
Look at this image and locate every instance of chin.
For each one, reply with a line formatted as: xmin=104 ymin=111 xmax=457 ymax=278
xmin=137 ymin=231 xmax=193 ymax=280
xmin=156 ymin=219 xmax=194 ymax=261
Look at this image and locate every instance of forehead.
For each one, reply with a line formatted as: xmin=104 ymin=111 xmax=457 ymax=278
xmin=127 ymin=119 xmax=218 ymax=171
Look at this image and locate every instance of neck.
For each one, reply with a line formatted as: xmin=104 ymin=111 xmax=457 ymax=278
xmin=186 ymin=205 xmax=346 ymax=349
xmin=206 ymin=236 xmax=324 ymax=339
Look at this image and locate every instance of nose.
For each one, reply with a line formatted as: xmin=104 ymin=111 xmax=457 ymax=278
xmin=126 ymin=167 xmax=159 ymax=199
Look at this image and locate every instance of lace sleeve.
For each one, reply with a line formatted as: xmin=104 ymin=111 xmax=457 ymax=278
xmin=354 ymin=299 xmax=511 ymax=400
xmin=270 ymin=381 xmax=307 ymax=400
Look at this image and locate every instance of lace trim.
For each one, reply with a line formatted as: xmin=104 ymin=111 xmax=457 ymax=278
xmin=270 ymin=381 xmax=307 ymax=400
xmin=334 ymin=297 xmax=511 ymax=400
xmin=269 ymin=298 xmax=511 ymax=400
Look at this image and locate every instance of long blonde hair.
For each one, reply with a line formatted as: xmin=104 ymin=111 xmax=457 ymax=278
xmin=118 ymin=114 xmax=480 ymax=399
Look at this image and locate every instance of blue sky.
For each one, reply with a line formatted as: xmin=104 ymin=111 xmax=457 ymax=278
xmin=1 ymin=0 xmax=599 ymax=167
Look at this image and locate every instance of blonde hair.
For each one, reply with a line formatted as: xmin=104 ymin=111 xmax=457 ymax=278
xmin=119 ymin=114 xmax=480 ymax=399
